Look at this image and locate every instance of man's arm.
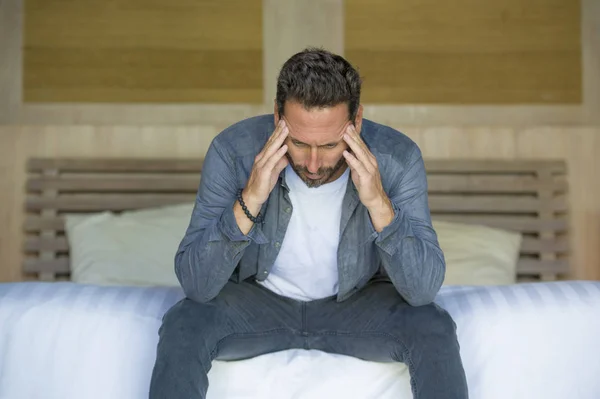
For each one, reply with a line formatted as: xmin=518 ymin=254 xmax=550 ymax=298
xmin=174 ymin=139 xmax=267 ymax=303
xmin=342 ymin=126 xmax=445 ymax=306
xmin=175 ymin=121 xmax=290 ymax=303
xmin=371 ymin=147 xmax=445 ymax=306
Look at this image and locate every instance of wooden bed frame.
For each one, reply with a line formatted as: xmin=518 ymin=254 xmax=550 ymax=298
xmin=22 ymin=157 xmax=570 ymax=282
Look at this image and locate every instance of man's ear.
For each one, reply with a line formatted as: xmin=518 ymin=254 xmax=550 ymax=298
xmin=354 ymin=104 xmax=364 ymax=133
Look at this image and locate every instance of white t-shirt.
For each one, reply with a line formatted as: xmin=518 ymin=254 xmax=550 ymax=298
xmin=256 ymin=164 xmax=350 ymax=301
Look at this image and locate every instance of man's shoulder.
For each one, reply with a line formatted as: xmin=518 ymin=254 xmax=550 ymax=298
xmin=361 ymin=118 xmax=421 ymax=167
xmin=212 ymin=114 xmax=274 ymax=156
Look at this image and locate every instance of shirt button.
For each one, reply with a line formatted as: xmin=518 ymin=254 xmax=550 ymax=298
xmin=263 ymin=271 xmax=268 ymax=275
xmin=284 ymin=207 xmax=291 ymax=214
xmin=275 ymin=241 xmax=281 ymax=248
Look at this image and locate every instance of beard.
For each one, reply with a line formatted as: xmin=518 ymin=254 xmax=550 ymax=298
xmin=286 ymin=153 xmax=347 ymax=188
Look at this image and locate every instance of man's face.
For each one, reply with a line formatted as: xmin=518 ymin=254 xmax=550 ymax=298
xmin=275 ymin=100 xmax=362 ymax=188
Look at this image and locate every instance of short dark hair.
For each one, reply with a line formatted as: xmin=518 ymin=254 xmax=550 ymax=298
xmin=275 ymin=48 xmax=362 ymax=122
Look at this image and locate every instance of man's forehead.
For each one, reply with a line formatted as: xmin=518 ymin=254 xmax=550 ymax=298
xmin=283 ymin=115 xmax=349 ymax=137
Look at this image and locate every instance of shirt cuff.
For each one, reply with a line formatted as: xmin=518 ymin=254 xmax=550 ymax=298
xmin=214 ymin=199 xmax=269 ymax=245
xmin=373 ymin=204 xmax=415 ymax=256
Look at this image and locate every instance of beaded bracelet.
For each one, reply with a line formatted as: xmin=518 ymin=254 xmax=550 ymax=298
xmin=236 ymin=189 xmax=264 ymax=224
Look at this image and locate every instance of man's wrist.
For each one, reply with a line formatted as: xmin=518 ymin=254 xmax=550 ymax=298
xmin=367 ymin=195 xmax=394 ymax=233
xmin=241 ymin=189 xmax=263 ymax=217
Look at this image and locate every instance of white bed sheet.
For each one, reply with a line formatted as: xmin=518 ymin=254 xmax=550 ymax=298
xmin=1 ymin=280 xmax=599 ymax=399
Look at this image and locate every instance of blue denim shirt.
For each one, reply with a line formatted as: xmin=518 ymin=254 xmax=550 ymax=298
xmin=175 ymin=114 xmax=446 ymax=306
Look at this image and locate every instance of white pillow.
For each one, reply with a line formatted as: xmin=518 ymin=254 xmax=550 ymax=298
xmin=64 ymin=203 xmax=520 ymax=287
xmin=64 ymin=203 xmax=195 ymax=287
xmin=433 ymin=219 xmax=522 ymax=286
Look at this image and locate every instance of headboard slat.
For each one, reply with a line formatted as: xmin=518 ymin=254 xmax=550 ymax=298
xmin=520 ymin=237 xmax=568 ymax=254
xmin=426 ymin=174 xmax=566 ymax=193
xmin=27 ymin=158 xmax=204 ymax=173
xmin=27 ymin=176 xmax=201 ymax=192
xmin=424 ymin=160 xmax=566 ymax=173
xmin=24 ymin=258 xmax=69 ymax=274
xmin=24 ymin=237 xmax=68 ymax=252
xmin=24 ymin=217 xmax=66 ymax=231
xmin=517 ymin=259 xmax=568 ymax=274
xmin=428 ymin=196 xmax=566 ymax=213
xmin=26 ymin=194 xmax=195 ymax=212
xmin=432 ymin=215 xmax=566 ymax=233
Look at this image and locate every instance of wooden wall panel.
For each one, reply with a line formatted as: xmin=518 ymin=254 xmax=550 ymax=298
xmin=0 ymin=0 xmax=22 ymax=124
xmin=345 ymin=0 xmax=582 ymax=104
xmin=1 ymin=126 xmax=599 ymax=283
xmin=23 ymin=0 xmax=263 ymax=103
xmin=582 ymin=0 xmax=600 ymax=122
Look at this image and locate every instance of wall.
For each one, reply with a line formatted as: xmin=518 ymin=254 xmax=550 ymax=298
xmin=1 ymin=0 xmax=599 ymax=282
xmin=3 ymin=0 xmax=599 ymax=125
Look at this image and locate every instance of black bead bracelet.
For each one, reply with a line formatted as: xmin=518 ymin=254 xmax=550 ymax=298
xmin=236 ymin=189 xmax=264 ymax=224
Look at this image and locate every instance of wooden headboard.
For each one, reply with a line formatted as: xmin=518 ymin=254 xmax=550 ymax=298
xmin=23 ymin=158 xmax=569 ymax=282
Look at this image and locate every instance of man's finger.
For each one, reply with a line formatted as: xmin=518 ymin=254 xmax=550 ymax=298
xmin=343 ymin=150 xmax=368 ymax=178
xmin=264 ymin=144 xmax=289 ymax=173
xmin=269 ymin=119 xmax=286 ymax=143
xmin=273 ymin=153 xmax=290 ymax=176
xmin=343 ymin=132 xmax=373 ymax=172
xmin=258 ymin=125 xmax=288 ymax=166
xmin=256 ymin=120 xmax=286 ymax=164
xmin=346 ymin=125 xmax=377 ymax=168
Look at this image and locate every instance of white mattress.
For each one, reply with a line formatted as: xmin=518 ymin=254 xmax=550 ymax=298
xmin=1 ymin=280 xmax=599 ymax=399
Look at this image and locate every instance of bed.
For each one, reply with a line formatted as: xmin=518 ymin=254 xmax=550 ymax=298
xmin=1 ymin=157 xmax=599 ymax=399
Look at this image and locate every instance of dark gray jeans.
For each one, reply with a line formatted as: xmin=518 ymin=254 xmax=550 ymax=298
xmin=149 ymin=280 xmax=468 ymax=398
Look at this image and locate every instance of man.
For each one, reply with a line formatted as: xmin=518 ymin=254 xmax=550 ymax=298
xmin=149 ymin=48 xmax=468 ymax=399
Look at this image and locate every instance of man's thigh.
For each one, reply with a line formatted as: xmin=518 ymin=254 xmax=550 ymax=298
xmin=159 ymin=280 xmax=305 ymax=361
xmin=304 ymin=281 xmax=456 ymax=362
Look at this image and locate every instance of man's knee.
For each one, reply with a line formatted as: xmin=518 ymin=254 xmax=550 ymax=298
xmin=157 ymin=298 xmax=222 ymax=355
xmin=389 ymin=302 xmax=459 ymax=346
xmin=416 ymin=303 xmax=457 ymax=337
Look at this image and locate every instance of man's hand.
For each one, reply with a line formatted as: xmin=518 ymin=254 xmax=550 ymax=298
xmin=234 ymin=120 xmax=289 ymax=233
xmin=342 ymin=124 xmax=394 ymax=232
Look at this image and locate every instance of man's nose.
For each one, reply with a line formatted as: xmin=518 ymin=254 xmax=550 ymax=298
xmin=307 ymin=148 xmax=319 ymax=173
